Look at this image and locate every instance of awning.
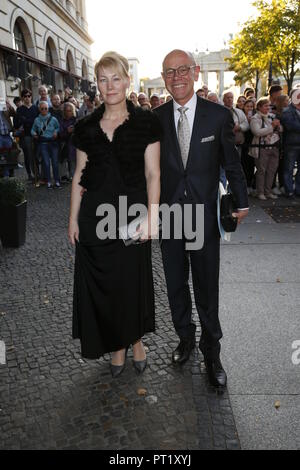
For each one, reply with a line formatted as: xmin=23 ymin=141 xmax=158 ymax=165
xmin=0 ymin=44 xmax=93 ymax=90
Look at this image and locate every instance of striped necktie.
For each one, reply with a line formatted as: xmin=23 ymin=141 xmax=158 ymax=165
xmin=177 ymin=106 xmax=190 ymax=168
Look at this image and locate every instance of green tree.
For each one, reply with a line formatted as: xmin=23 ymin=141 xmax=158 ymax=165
xmin=227 ymin=17 xmax=269 ymax=93
xmin=228 ymin=0 xmax=300 ymax=94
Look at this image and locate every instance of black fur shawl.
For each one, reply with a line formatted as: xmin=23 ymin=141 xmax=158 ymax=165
xmin=72 ymin=100 xmax=163 ymax=190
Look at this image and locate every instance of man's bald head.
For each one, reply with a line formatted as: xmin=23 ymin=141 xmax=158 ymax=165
xmin=161 ymin=49 xmax=200 ymax=106
xmin=162 ymin=49 xmax=195 ymax=71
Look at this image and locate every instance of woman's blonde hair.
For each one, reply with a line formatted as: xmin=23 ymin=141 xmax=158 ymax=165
xmin=63 ymin=102 xmax=76 ymax=119
xmin=94 ymin=51 xmax=130 ymax=79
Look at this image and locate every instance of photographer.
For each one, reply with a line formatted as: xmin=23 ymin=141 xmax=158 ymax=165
xmin=78 ymin=91 xmax=96 ymax=119
xmin=31 ymin=102 xmax=60 ymax=189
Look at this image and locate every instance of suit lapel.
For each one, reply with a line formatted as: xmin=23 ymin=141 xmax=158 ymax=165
xmin=165 ymin=101 xmax=184 ymax=170
xmin=186 ymin=97 xmax=207 ymax=169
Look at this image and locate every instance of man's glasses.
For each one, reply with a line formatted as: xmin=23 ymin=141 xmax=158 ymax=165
xmin=40 ymin=107 xmax=48 ymax=110
xmin=164 ymin=65 xmax=196 ymax=79
xmin=24 ymin=95 xmax=31 ymax=98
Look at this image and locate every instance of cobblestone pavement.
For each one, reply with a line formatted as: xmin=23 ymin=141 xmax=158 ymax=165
xmin=0 ymin=179 xmax=240 ymax=450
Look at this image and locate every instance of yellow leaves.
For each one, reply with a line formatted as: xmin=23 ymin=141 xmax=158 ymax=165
xmin=229 ymin=0 xmax=300 ymax=89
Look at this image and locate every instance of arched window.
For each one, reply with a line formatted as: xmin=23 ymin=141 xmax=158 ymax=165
xmin=67 ymin=55 xmax=71 ymax=72
xmin=82 ymin=59 xmax=88 ymax=78
xmin=66 ymin=50 xmax=75 ymax=73
xmin=13 ymin=21 xmax=27 ymax=53
xmin=46 ymin=41 xmax=54 ymax=65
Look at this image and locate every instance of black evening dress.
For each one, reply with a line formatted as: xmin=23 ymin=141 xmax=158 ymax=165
xmin=72 ymin=100 xmax=163 ymax=359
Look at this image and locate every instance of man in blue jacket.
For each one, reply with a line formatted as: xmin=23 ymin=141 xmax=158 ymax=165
xmin=31 ymin=101 xmax=61 ymax=189
xmin=281 ymin=88 xmax=300 ymax=198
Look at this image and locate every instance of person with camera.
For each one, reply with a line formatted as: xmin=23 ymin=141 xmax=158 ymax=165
xmin=31 ymin=101 xmax=60 ymax=189
xmin=249 ymin=97 xmax=281 ymax=200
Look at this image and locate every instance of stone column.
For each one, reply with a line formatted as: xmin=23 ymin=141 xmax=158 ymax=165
xmin=218 ymin=70 xmax=224 ymax=99
xmin=201 ymin=70 xmax=208 ymax=86
xmin=81 ymin=0 xmax=87 ymax=19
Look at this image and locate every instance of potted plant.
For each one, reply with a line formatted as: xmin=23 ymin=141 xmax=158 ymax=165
xmin=0 ymin=177 xmax=27 ymax=248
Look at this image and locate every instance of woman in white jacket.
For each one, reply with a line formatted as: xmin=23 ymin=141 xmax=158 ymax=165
xmin=249 ymin=98 xmax=281 ymax=200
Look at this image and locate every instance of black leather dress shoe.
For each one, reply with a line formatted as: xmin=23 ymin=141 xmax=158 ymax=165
xmin=172 ymin=338 xmax=195 ymax=365
xmin=204 ymin=357 xmax=227 ymax=387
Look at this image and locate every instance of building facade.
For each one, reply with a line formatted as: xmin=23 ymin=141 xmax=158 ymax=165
xmin=142 ymin=77 xmax=167 ymax=98
xmin=0 ymin=0 xmax=94 ymax=102
xmin=193 ymin=49 xmax=231 ymax=98
xmin=128 ymin=57 xmax=139 ymax=93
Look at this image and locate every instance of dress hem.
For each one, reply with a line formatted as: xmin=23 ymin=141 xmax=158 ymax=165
xmin=73 ymin=328 xmax=156 ymax=360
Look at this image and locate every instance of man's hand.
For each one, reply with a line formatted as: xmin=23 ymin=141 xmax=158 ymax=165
xmin=233 ymin=124 xmax=240 ymax=133
xmin=272 ymin=119 xmax=280 ymax=128
xmin=232 ymin=209 xmax=249 ymax=224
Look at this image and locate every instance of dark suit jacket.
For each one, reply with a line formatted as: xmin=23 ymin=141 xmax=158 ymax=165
xmin=154 ymin=96 xmax=248 ymax=237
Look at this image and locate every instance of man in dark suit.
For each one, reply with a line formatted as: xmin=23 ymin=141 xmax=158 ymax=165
xmin=155 ymin=50 xmax=249 ymax=387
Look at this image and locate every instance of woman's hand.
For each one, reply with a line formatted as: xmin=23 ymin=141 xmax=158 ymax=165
xmin=68 ymin=219 xmax=79 ymax=245
xmin=136 ymin=215 xmax=159 ymax=241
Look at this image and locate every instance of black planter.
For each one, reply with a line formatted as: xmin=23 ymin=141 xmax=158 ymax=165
xmin=0 ymin=200 xmax=27 ymax=248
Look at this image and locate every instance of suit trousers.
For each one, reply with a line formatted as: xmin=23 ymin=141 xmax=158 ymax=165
xmin=160 ymin=210 xmax=223 ymax=360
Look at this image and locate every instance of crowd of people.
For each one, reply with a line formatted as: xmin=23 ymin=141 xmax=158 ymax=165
xmin=1 ymin=81 xmax=300 ymax=198
xmin=203 ymin=84 xmax=300 ymax=200
xmin=0 ymin=85 xmax=102 ymax=188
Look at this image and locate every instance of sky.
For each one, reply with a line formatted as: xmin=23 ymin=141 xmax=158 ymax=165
xmin=86 ymin=0 xmax=257 ymax=81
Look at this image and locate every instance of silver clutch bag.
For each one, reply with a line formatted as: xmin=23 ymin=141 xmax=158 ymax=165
xmin=118 ymin=215 xmax=146 ymax=246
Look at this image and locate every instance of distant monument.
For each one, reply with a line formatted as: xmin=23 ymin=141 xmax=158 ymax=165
xmin=193 ymin=49 xmax=231 ymax=98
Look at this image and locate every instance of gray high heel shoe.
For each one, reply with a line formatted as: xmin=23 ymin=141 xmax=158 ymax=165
xmin=110 ymin=347 xmax=128 ymax=378
xmin=133 ymin=357 xmax=147 ymax=374
xmin=132 ymin=341 xmax=147 ymax=374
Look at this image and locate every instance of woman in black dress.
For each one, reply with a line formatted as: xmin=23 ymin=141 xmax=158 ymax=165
xmin=68 ymin=51 xmax=162 ymax=377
